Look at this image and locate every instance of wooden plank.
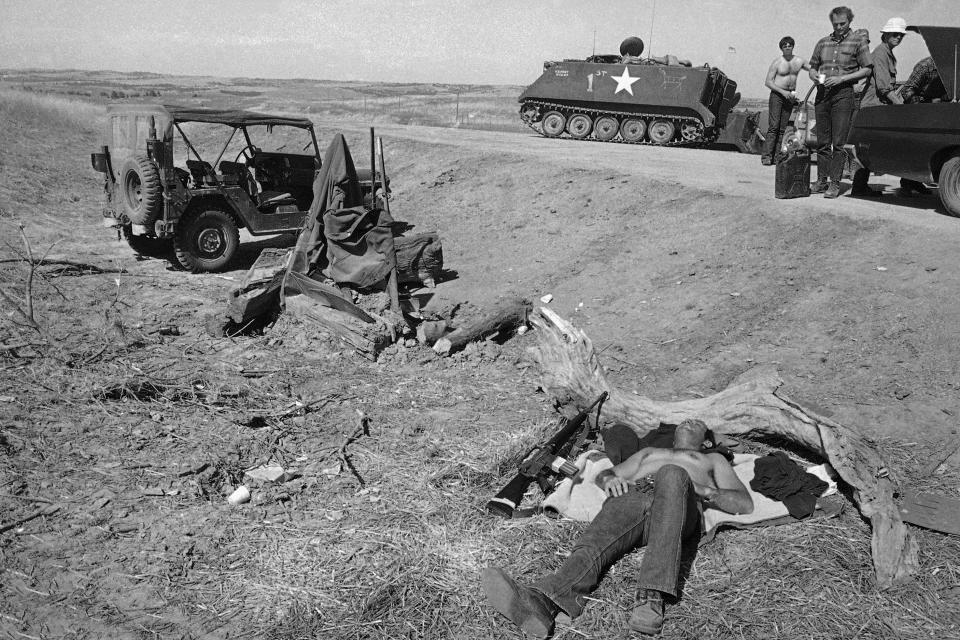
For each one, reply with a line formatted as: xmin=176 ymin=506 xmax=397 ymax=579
xmin=241 ymin=247 xmax=290 ymax=289
xmin=285 ymin=294 xmax=393 ymax=360
xmin=899 ymin=491 xmax=960 ymax=535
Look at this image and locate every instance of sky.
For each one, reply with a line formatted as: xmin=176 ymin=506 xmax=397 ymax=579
xmin=1 ymin=0 xmax=958 ymax=98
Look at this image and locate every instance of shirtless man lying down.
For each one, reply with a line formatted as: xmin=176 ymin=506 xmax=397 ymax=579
xmin=481 ymin=419 xmax=753 ymax=637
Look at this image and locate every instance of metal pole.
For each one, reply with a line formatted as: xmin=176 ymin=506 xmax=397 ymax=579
xmin=647 ymin=0 xmax=656 ymax=59
xmin=370 ymin=127 xmax=376 ymax=207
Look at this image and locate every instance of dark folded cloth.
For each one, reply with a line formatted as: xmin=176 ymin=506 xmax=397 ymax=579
xmin=749 ymin=451 xmax=828 ymax=519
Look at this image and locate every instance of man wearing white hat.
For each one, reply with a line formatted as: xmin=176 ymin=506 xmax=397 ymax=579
xmin=850 ymin=17 xmax=908 ymax=196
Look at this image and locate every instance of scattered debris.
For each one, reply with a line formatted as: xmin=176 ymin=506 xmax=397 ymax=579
xmin=244 ymin=465 xmax=288 ymax=484
xmin=226 ymin=486 xmax=251 ymax=505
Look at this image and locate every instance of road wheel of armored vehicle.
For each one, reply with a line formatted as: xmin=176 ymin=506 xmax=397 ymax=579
xmin=648 ymin=120 xmax=677 ymax=145
xmin=541 ymin=111 xmax=566 ymax=138
xmin=680 ymin=121 xmax=702 ymax=143
xmin=594 ymin=116 xmax=619 ymax=141
xmin=567 ymin=114 xmax=593 ymax=139
xmin=939 ymin=155 xmax=960 ymax=218
xmin=619 ymin=118 xmax=647 ymax=143
xmin=174 ymin=207 xmax=240 ymax=273
xmin=119 ymin=155 xmax=162 ymax=226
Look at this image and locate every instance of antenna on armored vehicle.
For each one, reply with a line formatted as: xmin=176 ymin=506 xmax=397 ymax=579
xmin=647 ymin=0 xmax=657 ymax=60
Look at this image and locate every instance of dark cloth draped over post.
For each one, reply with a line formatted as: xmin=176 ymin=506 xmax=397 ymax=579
xmin=283 ymin=133 xmax=395 ymax=292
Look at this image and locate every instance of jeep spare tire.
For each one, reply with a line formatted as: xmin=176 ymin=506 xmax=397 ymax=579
xmin=173 ymin=207 xmax=240 ymax=273
xmin=119 ymin=155 xmax=163 ymax=226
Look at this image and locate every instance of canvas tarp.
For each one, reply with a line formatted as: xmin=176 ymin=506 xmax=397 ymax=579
xmin=283 ymin=133 xmax=396 ymax=297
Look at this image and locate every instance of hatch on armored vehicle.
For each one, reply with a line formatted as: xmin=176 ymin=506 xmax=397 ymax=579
xmin=518 ymin=37 xmax=740 ymax=146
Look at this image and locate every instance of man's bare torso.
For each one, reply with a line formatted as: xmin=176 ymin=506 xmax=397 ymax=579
xmin=772 ymin=55 xmax=805 ymax=90
xmin=624 ymin=448 xmax=717 ymax=489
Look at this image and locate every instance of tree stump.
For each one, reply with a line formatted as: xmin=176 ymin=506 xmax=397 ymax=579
xmin=526 ymin=306 xmax=919 ymax=589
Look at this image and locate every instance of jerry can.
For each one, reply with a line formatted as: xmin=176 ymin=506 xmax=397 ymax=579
xmin=775 ymin=150 xmax=811 ymax=199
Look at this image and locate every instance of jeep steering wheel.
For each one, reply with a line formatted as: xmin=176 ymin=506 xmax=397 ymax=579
xmin=235 ymin=144 xmax=259 ymax=164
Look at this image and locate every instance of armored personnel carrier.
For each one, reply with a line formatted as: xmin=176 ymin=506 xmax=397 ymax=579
xmin=518 ymin=37 xmax=740 ymax=146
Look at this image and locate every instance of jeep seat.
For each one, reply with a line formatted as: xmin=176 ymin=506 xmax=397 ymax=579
xmin=258 ymin=191 xmax=298 ymax=210
xmin=186 ymin=160 xmax=217 ymax=187
xmin=217 ymin=161 xmax=247 ymax=186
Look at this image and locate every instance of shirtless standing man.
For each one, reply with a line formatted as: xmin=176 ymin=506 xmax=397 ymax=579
xmin=761 ymin=36 xmax=810 ymax=165
xmin=481 ymin=419 xmax=753 ymax=637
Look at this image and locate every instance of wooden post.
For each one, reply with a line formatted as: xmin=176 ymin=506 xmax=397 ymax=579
xmin=376 ymin=136 xmax=401 ymax=313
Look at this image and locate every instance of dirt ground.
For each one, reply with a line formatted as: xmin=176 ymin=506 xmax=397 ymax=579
xmin=2 ymin=99 xmax=960 ymax=639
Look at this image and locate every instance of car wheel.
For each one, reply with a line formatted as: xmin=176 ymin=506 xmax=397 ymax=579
xmin=119 ymin=155 xmax=163 ymax=226
xmin=939 ymin=156 xmax=960 ymax=218
xmin=174 ymin=207 xmax=240 ymax=272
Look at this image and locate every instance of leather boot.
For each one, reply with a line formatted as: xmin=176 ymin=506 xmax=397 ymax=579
xmin=629 ymin=589 xmax=665 ymax=635
xmin=481 ymin=567 xmax=557 ymax=639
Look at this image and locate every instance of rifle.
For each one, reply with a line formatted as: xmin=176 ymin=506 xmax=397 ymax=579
xmin=487 ymin=391 xmax=608 ymax=518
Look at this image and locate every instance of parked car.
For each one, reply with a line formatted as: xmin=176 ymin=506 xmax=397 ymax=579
xmin=91 ymin=104 xmax=381 ymax=271
xmin=848 ymin=25 xmax=960 ymax=216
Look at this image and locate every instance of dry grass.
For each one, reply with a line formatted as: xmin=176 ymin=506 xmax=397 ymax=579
xmin=0 ymin=88 xmax=103 ymax=132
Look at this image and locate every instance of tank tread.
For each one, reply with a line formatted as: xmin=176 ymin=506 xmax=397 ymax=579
xmin=520 ymin=100 xmax=717 ymax=147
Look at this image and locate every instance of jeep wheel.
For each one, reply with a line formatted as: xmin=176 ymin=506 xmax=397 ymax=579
xmin=174 ymin=208 xmax=240 ymax=272
xmin=122 ymin=225 xmax=172 ymax=260
xmin=939 ymin=155 xmax=960 ymax=218
xmin=119 ymin=155 xmax=163 ymax=226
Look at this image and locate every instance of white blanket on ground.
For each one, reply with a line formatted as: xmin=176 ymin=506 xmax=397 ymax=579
xmin=541 ymin=451 xmax=838 ymax=532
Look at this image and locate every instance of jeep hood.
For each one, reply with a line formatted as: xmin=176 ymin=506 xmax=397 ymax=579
xmin=908 ymin=25 xmax=960 ymax=100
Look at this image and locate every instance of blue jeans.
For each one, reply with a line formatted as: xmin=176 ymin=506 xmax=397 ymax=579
xmin=762 ymin=91 xmax=793 ymax=163
xmin=533 ymin=465 xmax=701 ymax=618
xmin=814 ymin=85 xmax=855 ymax=183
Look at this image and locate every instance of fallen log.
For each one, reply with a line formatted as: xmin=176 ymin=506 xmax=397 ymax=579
xmin=526 ymin=306 xmax=919 ymax=589
xmin=416 ymin=319 xmax=452 ymax=346
xmin=433 ymin=297 xmax=531 ymax=356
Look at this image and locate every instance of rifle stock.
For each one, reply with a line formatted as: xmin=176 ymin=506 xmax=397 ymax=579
xmin=486 ymin=391 xmax=608 ymax=517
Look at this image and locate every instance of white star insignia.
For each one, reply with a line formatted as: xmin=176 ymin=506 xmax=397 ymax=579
xmin=612 ymin=67 xmax=639 ymax=95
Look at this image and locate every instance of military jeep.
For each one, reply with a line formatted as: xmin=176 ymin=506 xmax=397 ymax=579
xmin=91 ymin=104 xmax=378 ymax=272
